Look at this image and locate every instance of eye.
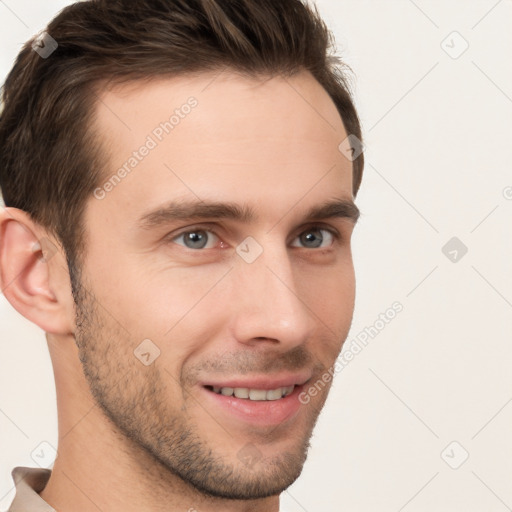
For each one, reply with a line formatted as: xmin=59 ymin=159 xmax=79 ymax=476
xmin=291 ymin=227 xmax=336 ymax=249
xmin=172 ymin=229 xmax=219 ymax=250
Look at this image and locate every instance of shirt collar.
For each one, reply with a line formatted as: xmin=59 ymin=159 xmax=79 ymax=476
xmin=8 ymin=466 xmax=55 ymax=512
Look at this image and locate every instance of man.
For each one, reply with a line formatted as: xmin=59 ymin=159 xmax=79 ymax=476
xmin=0 ymin=0 xmax=364 ymax=510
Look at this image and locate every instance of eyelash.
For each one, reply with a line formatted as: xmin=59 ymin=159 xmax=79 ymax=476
xmin=166 ymin=223 xmax=342 ymax=249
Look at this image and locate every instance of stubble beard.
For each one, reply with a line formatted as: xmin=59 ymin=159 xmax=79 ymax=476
xmin=68 ymin=266 xmax=323 ymax=500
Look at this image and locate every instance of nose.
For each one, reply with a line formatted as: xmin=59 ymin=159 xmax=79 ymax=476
xmin=229 ymin=243 xmax=316 ymax=350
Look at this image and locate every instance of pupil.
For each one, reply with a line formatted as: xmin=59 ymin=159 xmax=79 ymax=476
xmin=185 ymin=231 xmax=207 ymax=249
xmin=301 ymin=230 xmax=323 ymax=248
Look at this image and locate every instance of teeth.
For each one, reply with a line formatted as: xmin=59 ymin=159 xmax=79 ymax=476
xmin=234 ymin=387 xmax=249 ymax=399
xmin=266 ymin=388 xmax=283 ymax=400
xmin=283 ymin=385 xmax=294 ymax=396
xmin=249 ymin=389 xmax=267 ymax=400
xmin=211 ymin=385 xmax=295 ymax=401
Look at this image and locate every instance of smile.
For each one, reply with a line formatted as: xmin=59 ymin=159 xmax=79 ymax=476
xmin=205 ymin=385 xmax=295 ymax=401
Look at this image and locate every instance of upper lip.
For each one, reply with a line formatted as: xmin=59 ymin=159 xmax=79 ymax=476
xmin=201 ymin=371 xmax=312 ymax=390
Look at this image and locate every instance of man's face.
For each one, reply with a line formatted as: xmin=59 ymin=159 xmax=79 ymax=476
xmin=73 ymin=70 xmax=357 ymax=498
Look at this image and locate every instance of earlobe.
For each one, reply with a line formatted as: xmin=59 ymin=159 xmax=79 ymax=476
xmin=0 ymin=207 xmax=74 ymax=335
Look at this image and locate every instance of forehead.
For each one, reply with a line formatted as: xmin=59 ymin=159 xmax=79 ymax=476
xmin=90 ymin=70 xmax=353 ymax=228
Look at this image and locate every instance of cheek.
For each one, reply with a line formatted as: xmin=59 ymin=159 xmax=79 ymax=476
xmin=94 ymin=263 xmax=231 ymax=383
xmin=298 ymin=259 xmax=355 ymax=358
xmin=89 ymin=255 xmax=227 ymax=336
xmin=299 ymin=258 xmax=355 ymax=319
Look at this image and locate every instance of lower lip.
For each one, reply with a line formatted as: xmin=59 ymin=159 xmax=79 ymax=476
xmin=200 ymin=385 xmax=304 ymax=426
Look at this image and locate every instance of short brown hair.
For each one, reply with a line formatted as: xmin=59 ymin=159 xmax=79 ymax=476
xmin=0 ymin=0 xmax=364 ymax=269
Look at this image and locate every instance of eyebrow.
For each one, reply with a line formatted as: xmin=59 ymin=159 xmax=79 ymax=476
xmin=137 ymin=197 xmax=360 ymax=230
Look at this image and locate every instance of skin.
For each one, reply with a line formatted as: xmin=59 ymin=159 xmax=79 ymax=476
xmin=0 ymin=70 xmax=358 ymax=512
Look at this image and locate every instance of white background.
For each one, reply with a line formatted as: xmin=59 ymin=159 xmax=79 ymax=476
xmin=1 ymin=1 xmax=511 ymax=510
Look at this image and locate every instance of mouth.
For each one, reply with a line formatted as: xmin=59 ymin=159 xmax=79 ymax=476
xmin=199 ymin=373 xmax=311 ymax=426
xmin=204 ymin=384 xmax=296 ymax=401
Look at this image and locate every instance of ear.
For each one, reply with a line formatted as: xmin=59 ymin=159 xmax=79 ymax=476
xmin=0 ymin=207 xmax=75 ymax=335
